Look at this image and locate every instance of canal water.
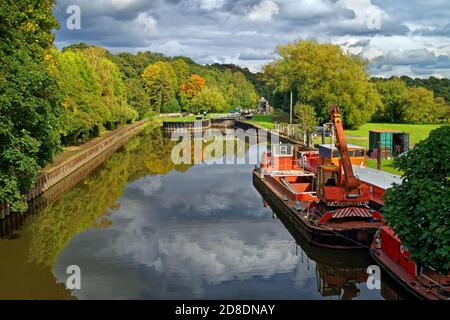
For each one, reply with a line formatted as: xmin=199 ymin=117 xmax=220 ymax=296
xmin=0 ymin=126 xmax=409 ymax=299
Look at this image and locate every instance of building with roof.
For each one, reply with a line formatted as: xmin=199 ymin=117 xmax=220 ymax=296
xmin=257 ymin=97 xmax=274 ymax=114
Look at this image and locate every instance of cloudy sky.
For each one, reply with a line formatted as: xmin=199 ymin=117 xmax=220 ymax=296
xmin=54 ymin=0 xmax=450 ymax=78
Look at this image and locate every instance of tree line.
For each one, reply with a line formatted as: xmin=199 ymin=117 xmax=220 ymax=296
xmin=57 ymin=43 xmax=259 ymax=143
xmin=260 ymin=40 xmax=450 ymax=129
xmin=1 ymin=1 xmax=449 ymax=212
xmin=0 ymin=1 xmax=258 ymax=212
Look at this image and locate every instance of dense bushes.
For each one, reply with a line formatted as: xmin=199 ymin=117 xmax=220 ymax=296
xmin=384 ymin=125 xmax=450 ymax=272
xmin=0 ymin=0 xmax=62 ymax=211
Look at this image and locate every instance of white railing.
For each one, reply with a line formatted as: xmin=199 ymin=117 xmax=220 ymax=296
xmin=274 ymin=123 xmax=310 ymax=145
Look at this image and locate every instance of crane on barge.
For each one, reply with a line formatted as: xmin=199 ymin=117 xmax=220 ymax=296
xmin=315 ymin=105 xmax=382 ymax=224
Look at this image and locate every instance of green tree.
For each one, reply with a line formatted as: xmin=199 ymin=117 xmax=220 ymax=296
xmin=171 ymin=59 xmax=190 ymax=83
xmin=434 ymin=97 xmax=450 ymax=123
xmin=55 ymin=50 xmax=104 ymax=143
xmin=55 ymin=47 xmax=138 ymax=142
xmin=111 ymin=51 xmax=166 ymax=79
xmin=404 ymin=86 xmax=447 ymax=124
xmin=265 ymin=40 xmax=381 ymax=128
xmin=294 ymin=103 xmax=317 ymax=132
xmin=81 ymin=47 xmax=137 ymax=128
xmin=383 ymin=125 xmax=450 ymax=273
xmin=399 ymin=76 xmax=450 ymax=104
xmin=142 ymin=61 xmax=178 ymax=113
xmin=0 ymin=0 xmax=62 ymax=211
xmin=124 ymin=77 xmax=150 ymax=118
xmin=161 ymin=96 xmax=181 ymax=113
xmin=373 ymin=77 xmax=408 ymax=122
xmin=191 ymin=87 xmax=227 ymax=113
xmin=228 ymin=71 xmax=258 ymax=109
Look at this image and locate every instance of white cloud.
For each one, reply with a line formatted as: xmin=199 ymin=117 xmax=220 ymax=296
xmin=136 ymin=12 xmax=158 ymax=36
xmin=247 ymin=0 xmax=279 ymax=22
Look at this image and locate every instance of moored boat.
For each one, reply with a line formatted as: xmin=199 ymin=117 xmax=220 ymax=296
xmin=370 ymin=226 xmax=450 ymax=300
xmin=253 ymin=147 xmax=383 ymax=249
xmin=254 ymin=106 xmax=385 ymax=249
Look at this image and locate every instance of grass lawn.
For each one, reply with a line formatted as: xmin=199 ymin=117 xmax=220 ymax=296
xmin=244 ymin=112 xmax=289 ymax=129
xmin=366 ymin=158 xmax=403 ymax=175
xmin=312 ymin=122 xmax=442 ymax=149
xmin=246 ymin=114 xmax=276 ymax=129
xmin=162 ymin=115 xmax=198 ymax=122
xmin=344 ymin=123 xmax=442 ymax=148
xmin=247 ymin=118 xmax=442 ymax=175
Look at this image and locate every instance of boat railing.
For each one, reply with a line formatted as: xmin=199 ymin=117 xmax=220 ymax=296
xmin=268 ymin=158 xmax=302 ymax=170
xmin=419 ymin=266 xmax=450 ymax=291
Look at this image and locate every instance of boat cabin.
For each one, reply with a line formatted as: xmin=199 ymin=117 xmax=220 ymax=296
xmin=260 ymin=144 xmax=318 ymax=203
xmin=262 ymin=144 xmax=302 ymax=172
xmin=318 ymin=144 xmax=366 ymax=167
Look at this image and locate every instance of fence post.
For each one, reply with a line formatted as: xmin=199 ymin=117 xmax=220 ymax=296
xmin=377 ymin=140 xmax=382 ymax=171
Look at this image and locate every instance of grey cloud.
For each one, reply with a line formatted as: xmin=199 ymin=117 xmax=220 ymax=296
xmin=415 ymin=23 xmax=450 ymax=37
xmin=53 ymin=0 xmax=450 ymax=78
xmin=368 ymin=49 xmax=450 ymax=78
xmin=239 ymin=48 xmax=274 ymax=60
xmin=276 ymin=0 xmax=355 ymax=24
xmin=373 ymin=0 xmax=450 ymax=25
xmin=373 ymin=49 xmax=437 ymax=66
xmin=325 ymin=19 xmax=409 ymax=37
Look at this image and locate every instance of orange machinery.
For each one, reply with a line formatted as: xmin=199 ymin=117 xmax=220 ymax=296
xmin=315 ymin=105 xmax=382 ymax=224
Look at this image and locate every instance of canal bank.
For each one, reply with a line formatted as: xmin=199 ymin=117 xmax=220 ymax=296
xmin=0 ymin=118 xmax=158 ymax=219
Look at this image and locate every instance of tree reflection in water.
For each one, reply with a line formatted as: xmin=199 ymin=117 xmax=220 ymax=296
xmin=0 ymin=124 xmax=408 ymax=300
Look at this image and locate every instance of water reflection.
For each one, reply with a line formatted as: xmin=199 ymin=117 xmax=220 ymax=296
xmin=0 ymin=125 xmax=408 ymax=299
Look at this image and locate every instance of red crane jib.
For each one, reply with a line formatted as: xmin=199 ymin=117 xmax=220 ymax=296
xmin=330 ymin=105 xmax=368 ymax=198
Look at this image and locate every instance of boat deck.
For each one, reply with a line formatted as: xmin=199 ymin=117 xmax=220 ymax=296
xmin=259 ymin=170 xmax=382 ymax=231
xmin=263 ymin=169 xmax=315 ymax=177
xmin=353 ymin=165 xmax=402 ymax=190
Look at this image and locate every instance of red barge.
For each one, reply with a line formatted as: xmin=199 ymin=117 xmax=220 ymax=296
xmin=370 ymin=226 xmax=449 ymax=300
xmin=253 ymin=106 xmax=383 ymax=249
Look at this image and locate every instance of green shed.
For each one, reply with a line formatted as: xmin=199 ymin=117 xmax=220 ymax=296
xmin=369 ymin=130 xmax=409 ymax=158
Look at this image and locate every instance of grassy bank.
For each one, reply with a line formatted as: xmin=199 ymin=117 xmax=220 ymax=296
xmin=162 ymin=113 xmax=237 ymax=122
xmin=366 ymin=158 xmax=402 ymax=175
xmin=344 ymin=123 xmax=442 ymax=149
xmin=245 ymin=117 xmax=443 ymax=174
xmin=163 ymin=115 xmax=198 ymax=122
xmin=244 ymin=112 xmax=290 ymax=129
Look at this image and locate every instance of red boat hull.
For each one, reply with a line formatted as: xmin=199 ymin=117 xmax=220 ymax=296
xmin=253 ymin=169 xmax=382 ymax=249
